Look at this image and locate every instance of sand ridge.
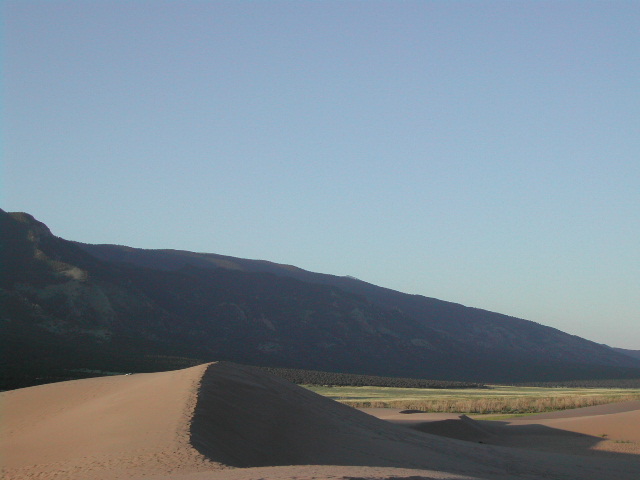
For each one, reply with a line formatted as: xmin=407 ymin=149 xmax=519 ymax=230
xmin=1 ymin=363 xmax=218 ymax=479
xmin=2 ymin=362 xmax=640 ymax=480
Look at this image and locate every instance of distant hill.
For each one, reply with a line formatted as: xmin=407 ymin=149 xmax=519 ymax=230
xmin=2 ymin=208 xmax=639 ymax=389
xmin=614 ymin=348 xmax=640 ymax=361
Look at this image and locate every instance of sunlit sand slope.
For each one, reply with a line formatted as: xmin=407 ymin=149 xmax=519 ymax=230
xmin=1 ymin=364 xmax=216 ymax=479
xmin=505 ymin=400 xmax=640 ymax=455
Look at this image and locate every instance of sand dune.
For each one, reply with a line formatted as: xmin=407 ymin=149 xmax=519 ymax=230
xmin=365 ymin=396 xmax=640 ymax=458
xmin=2 ymin=362 xmax=639 ymax=480
xmin=502 ymin=400 xmax=640 ymax=456
xmin=1 ymin=364 xmax=216 ymax=479
xmin=409 ymin=415 xmax=495 ymax=443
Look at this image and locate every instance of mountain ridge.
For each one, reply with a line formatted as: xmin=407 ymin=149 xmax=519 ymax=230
xmin=77 ymin=240 xmax=637 ymax=369
xmin=2 ymin=209 xmax=639 ymax=389
xmin=614 ymin=348 xmax=640 ymax=361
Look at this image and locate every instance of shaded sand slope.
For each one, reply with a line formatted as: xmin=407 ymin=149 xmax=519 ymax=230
xmin=409 ymin=415 xmax=496 ymax=443
xmin=190 ymin=363 xmax=501 ymax=473
xmin=190 ymin=363 xmax=640 ymax=479
xmin=2 ymin=362 xmax=640 ymax=480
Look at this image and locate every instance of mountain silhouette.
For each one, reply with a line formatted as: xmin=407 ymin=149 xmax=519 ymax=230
xmin=2 ymin=208 xmax=638 ymax=389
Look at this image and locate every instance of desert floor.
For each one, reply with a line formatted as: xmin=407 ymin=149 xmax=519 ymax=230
xmin=2 ymin=362 xmax=639 ymax=480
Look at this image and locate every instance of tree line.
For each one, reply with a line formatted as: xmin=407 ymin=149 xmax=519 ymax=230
xmin=517 ymin=378 xmax=640 ymax=388
xmin=259 ymin=366 xmax=487 ymax=389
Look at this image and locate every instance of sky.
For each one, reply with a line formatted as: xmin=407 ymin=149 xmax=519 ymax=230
xmin=2 ymin=1 xmax=639 ymax=349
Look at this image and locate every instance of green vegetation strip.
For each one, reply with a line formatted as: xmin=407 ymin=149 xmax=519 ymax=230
xmin=261 ymin=366 xmax=485 ymax=389
xmin=304 ymin=385 xmax=640 ymax=414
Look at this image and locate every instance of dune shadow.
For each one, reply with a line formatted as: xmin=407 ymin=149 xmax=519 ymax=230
xmin=409 ymin=415 xmax=495 ymax=443
xmin=408 ymin=416 xmax=640 ymax=462
xmin=188 ymin=363 xmax=640 ymax=480
xmin=189 ymin=361 xmax=441 ymax=469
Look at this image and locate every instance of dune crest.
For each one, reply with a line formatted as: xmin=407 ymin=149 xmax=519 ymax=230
xmin=1 ymin=364 xmax=217 ymax=479
xmin=2 ymin=362 xmax=640 ymax=480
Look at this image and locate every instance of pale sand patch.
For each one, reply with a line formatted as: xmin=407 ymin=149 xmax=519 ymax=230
xmin=514 ymin=408 xmax=640 ymax=442
xmin=359 ymin=408 xmax=461 ymax=426
xmin=1 ymin=364 xmax=218 ymax=479
xmin=2 ymin=363 xmax=639 ymax=480
xmin=369 ymin=400 xmax=640 ymax=457
xmin=145 ymin=464 xmax=480 ymax=480
xmin=506 ymin=401 xmax=640 ymax=455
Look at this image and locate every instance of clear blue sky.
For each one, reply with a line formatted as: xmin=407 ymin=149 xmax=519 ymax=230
xmin=3 ymin=1 xmax=639 ymax=348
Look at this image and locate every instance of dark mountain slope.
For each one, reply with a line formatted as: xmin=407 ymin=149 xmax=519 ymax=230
xmin=79 ymin=242 xmax=640 ymax=370
xmin=2 ymin=210 xmax=639 ymax=389
xmin=614 ymin=348 xmax=640 ymax=361
xmin=0 ymin=210 xmax=463 ymax=386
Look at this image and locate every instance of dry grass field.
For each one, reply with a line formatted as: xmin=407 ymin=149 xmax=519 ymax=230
xmin=304 ymin=384 xmax=640 ymax=414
